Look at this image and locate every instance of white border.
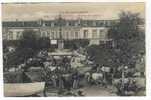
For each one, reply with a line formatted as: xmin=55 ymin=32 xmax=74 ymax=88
xmin=0 ymin=0 xmax=147 ymax=3
xmin=0 ymin=0 xmax=150 ymax=100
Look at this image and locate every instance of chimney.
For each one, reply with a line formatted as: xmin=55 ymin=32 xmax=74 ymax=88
xmin=38 ymin=19 xmax=43 ymax=26
xmin=15 ymin=19 xmax=18 ymax=22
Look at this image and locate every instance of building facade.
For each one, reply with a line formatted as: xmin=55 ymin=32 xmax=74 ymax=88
xmin=2 ymin=17 xmax=117 ymax=46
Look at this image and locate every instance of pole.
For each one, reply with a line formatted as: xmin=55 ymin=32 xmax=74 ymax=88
xmin=121 ymin=65 xmax=128 ymax=95
xmin=58 ymin=14 xmax=64 ymax=50
xmin=121 ymin=65 xmax=125 ymax=89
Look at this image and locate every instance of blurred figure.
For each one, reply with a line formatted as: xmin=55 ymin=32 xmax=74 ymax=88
xmin=52 ymin=74 xmax=57 ymax=88
xmin=58 ymin=74 xmax=64 ymax=89
xmin=72 ymin=71 xmax=80 ymax=89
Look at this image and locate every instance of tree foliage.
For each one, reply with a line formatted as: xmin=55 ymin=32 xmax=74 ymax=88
xmin=18 ymin=30 xmax=39 ymax=50
xmin=108 ymin=11 xmax=145 ymax=67
xmin=64 ymin=39 xmax=89 ymax=50
xmin=38 ymin=37 xmax=50 ymax=50
xmin=86 ymin=44 xmax=115 ymax=67
xmin=4 ymin=30 xmax=51 ymax=69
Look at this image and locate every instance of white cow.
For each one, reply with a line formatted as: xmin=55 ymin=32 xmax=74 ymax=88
xmin=85 ymin=72 xmax=104 ymax=85
xmin=92 ymin=73 xmax=103 ymax=80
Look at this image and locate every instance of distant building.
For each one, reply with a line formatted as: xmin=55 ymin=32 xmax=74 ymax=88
xmin=2 ymin=16 xmax=144 ymax=47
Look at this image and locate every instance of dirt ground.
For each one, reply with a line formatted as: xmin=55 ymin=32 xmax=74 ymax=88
xmin=42 ymin=85 xmax=117 ymax=97
xmin=81 ymin=86 xmax=117 ymax=96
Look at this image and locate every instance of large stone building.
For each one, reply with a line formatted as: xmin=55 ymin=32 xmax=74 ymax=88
xmin=2 ymin=16 xmax=118 ymax=48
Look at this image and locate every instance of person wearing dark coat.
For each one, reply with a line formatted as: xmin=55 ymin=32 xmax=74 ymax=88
xmin=58 ymin=74 xmax=64 ymax=89
xmin=72 ymin=72 xmax=80 ymax=89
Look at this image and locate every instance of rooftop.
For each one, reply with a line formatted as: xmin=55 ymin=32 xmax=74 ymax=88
xmin=2 ymin=19 xmax=118 ymax=28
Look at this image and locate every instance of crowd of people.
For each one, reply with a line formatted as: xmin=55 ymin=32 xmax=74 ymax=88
xmin=39 ymin=52 xmax=83 ymax=91
xmin=115 ymin=78 xmax=139 ymax=96
xmin=24 ymin=50 xmax=113 ymax=90
xmin=6 ymin=49 xmax=143 ymax=96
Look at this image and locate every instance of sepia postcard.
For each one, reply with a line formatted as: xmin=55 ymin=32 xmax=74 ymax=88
xmin=2 ymin=2 xmax=145 ymax=97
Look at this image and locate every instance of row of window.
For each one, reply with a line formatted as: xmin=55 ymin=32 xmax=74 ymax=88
xmin=42 ymin=20 xmax=113 ymax=27
xmin=43 ymin=21 xmax=80 ymax=27
xmin=41 ymin=31 xmax=79 ymax=39
xmin=7 ymin=31 xmax=22 ymax=40
xmin=6 ymin=29 xmax=106 ymax=40
xmin=3 ymin=21 xmax=111 ymax=27
xmin=41 ymin=29 xmax=105 ymax=39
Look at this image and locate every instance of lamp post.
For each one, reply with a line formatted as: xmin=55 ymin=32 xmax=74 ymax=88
xmin=121 ymin=65 xmax=128 ymax=91
xmin=57 ymin=14 xmax=64 ymax=50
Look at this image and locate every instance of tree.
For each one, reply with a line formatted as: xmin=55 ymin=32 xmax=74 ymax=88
xmin=86 ymin=12 xmax=145 ymax=79
xmin=108 ymin=11 xmax=145 ymax=69
xmin=18 ymin=30 xmax=39 ymax=50
xmin=86 ymin=45 xmax=113 ymax=66
xmin=4 ymin=30 xmax=40 ymax=70
xmin=38 ymin=37 xmax=50 ymax=50
xmin=64 ymin=39 xmax=89 ymax=50
xmin=5 ymin=48 xmax=35 ymax=67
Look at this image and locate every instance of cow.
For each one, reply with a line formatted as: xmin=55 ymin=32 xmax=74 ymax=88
xmin=85 ymin=72 xmax=104 ymax=86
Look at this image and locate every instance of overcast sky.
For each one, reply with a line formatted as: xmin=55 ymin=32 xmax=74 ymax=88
xmin=2 ymin=2 xmax=145 ymax=21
